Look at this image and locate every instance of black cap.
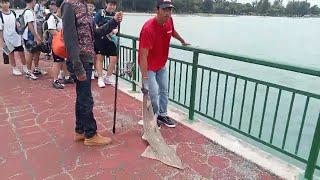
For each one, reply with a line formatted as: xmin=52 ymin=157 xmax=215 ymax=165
xmin=106 ymin=0 xmax=117 ymax=4
xmin=157 ymin=0 xmax=174 ymax=9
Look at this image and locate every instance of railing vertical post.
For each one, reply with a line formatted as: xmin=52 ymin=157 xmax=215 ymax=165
xmin=132 ymin=39 xmax=137 ymax=92
xmin=188 ymin=51 xmax=199 ymax=121
xmin=305 ymin=112 xmax=320 ymax=179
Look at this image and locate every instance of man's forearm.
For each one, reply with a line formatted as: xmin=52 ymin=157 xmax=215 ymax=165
xmin=140 ymin=58 xmax=148 ymax=78
xmin=94 ymin=18 xmax=118 ymax=38
xmin=27 ymin=23 xmax=38 ymax=39
xmin=173 ymin=30 xmax=184 ymax=43
xmin=139 ymin=48 xmax=149 ymax=78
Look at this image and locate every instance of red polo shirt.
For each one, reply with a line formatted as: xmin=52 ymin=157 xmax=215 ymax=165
xmin=139 ymin=17 xmax=174 ymax=71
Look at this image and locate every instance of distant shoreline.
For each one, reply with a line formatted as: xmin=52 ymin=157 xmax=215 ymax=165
xmin=123 ymin=12 xmax=320 ymax=18
xmin=12 ymin=9 xmax=320 ymax=18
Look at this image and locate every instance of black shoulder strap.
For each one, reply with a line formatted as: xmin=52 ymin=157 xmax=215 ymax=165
xmin=21 ymin=8 xmax=31 ymax=17
xmin=44 ymin=13 xmax=52 ymax=21
xmin=45 ymin=13 xmax=59 ymax=27
xmin=11 ymin=10 xmax=16 ymax=17
xmin=49 ymin=13 xmax=59 ymax=22
xmin=0 ymin=10 xmax=17 ymax=24
xmin=53 ymin=14 xmax=59 ymax=21
xmin=52 ymin=14 xmax=59 ymax=27
xmin=0 ymin=11 xmax=3 ymax=24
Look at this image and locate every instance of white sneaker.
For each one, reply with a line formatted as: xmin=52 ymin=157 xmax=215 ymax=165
xmin=91 ymin=72 xmax=95 ymax=80
xmin=22 ymin=65 xmax=28 ymax=74
xmin=98 ymin=77 xmax=105 ymax=88
xmin=12 ymin=67 xmax=22 ymax=76
xmin=104 ymin=75 xmax=115 ymax=85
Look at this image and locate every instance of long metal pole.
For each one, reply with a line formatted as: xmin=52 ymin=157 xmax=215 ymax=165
xmin=113 ymin=23 xmax=121 ymax=134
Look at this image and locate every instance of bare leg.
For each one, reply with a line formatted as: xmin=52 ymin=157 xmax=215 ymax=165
xmin=18 ymin=51 xmax=26 ymax=65
xmin=33 ymin=51 xmax=40 ymax=69
xmin=96 ymin=54 xmax=104 ymax=78
xmin=62 ymin=63 xmax=70 ymax=77
xmin=26 ymin=52 xmax=33 ymax=71
xmin=52 ymin=62 xmax=61 ymax=81
xmin=107 ymin=56 xmax=117 ymax=76
xmin=8 ymin=52 xmax=16 ymax=67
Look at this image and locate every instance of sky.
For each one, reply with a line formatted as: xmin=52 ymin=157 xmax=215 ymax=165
xmin=235 ymin=0 xmax=320 ymax=6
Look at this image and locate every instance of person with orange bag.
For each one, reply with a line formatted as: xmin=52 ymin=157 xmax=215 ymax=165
xmin=46 ymin=0 xmax=74 ymax=89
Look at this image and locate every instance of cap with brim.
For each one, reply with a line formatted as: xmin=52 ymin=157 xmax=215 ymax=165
xmin=159 ymin=3 xmax=174 ymax=9
xmin=157 ymin=0 xmax=174 ymax=9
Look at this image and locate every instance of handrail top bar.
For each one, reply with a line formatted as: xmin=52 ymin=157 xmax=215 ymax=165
xmin=120 ymin=34 xmax=320 ymax=77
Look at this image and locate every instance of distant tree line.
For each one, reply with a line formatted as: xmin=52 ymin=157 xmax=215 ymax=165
xmin=10 ymin=0 xmax=320 ymax=17
xmin=119 ymin=0 xmax=320 ymax=17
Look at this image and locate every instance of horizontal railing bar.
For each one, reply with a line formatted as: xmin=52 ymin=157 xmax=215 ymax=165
xmin=168 ymin=58 xmax=193 ymax=65
xmin=120 ymin=42 xmax=320 ymax=99
xmin=169 ymin=99 xmax=190 ymax=109
xmin=120 ymin=34 xmax=320 ymax=77
xmin=197 ymin=65 xmax=320 ymax=99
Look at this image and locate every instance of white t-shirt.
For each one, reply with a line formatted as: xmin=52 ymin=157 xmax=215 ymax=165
xmin=22 ymin=9 xmax=37 ymax=40
xmin=0 ymin=11 xmax=22 ymax=47
xmin=34 ymin=4 xmax=45 ymax=22
xmin=47 ymin=14 xmax=62 ymax=31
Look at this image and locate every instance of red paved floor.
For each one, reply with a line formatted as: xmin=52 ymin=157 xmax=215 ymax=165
xmin=0 ymin=57 xmax=281 ymax=179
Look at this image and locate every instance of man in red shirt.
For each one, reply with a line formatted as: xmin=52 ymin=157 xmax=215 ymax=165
xmin=139 ymin=0 xmax=189 ymax=128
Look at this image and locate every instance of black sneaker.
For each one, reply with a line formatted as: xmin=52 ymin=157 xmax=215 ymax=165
xmin=157 ymin=120 xmax=161 ymax=129
xmin=33 ymin=69 xmax=41 ymax=75
xmin=63 ymin=77 xmax=74 ymax=84
xmin=52 ymin=80 xmax=64 ymax=89
xmin=157 ymin=116 xmax=176 ymax=128
xmin=25 ymin=71 xmax=37 ymax=80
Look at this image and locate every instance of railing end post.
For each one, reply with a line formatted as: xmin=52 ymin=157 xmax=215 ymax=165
xmin=132 ymin=39 xmax=137 ymax=92
xmin=188 ymin=51 xmax=199 ymax=121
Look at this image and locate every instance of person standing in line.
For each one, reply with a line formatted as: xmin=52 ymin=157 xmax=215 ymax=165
xmin=0 ymin=0 xmax=28 ymax=76
xmin=34 ymin=0 xmax=47 ymax=38
xmin=23 ymin=0 xmax=46 ymax=80
xmin=46 ymin=0 xmax=74 ymax=89
xmin=94 ymin=0 xmax=119 ymax=87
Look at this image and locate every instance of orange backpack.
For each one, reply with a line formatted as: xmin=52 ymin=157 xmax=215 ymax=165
xmin=52 ymin=30 xmax=68 ymax=58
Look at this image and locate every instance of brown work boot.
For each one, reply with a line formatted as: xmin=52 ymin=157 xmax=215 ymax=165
xmin=74 ymin=133 xmax=85 ymax=142
xmin=84 ymin=133 xmax=112 ymax=146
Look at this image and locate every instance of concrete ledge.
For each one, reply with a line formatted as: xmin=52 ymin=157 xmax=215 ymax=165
xmin=117 ymin=80 xmax=304 ymax=180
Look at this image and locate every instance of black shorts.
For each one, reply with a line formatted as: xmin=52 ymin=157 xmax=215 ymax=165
xmin=94 ymin=37 xmax=117 ymax=57
xmin=13 ymin=45 xmax=24 ymax=52
xmin=52 ymin=51 xmax=65 ymax=63
xmin=24 ymin=40 xmax=40 ymax=53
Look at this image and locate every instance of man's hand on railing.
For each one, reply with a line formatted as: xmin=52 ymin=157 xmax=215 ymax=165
xmin=181 ymin=39 xmax=190 ymax=46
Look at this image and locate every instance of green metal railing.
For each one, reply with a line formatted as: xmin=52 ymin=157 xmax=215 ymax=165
xmin=103 ymin=34 xmax=320 ymax=179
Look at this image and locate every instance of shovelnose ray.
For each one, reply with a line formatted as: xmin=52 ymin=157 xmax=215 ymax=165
xmin=138 ymin=82 xmax=184 ymax=169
